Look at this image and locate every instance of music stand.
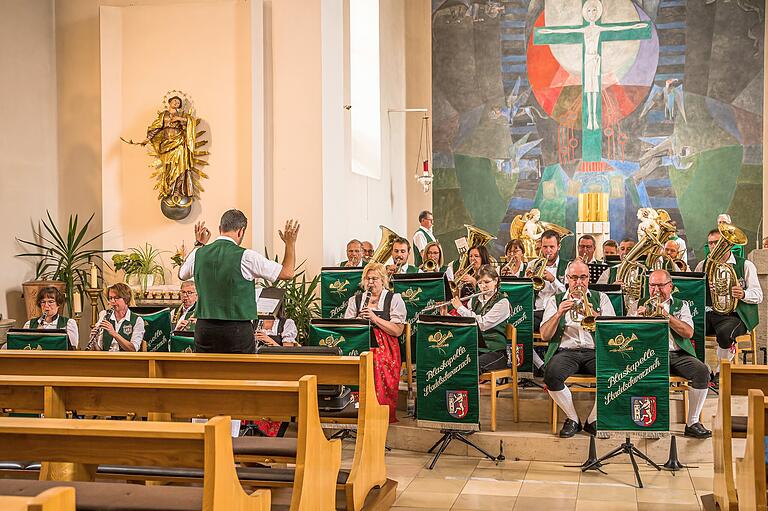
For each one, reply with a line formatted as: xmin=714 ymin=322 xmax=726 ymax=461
xmin=7 ymin=329 xmax=69 ymax=350
xmin=588 ymin=261 xmax=609 ymax=285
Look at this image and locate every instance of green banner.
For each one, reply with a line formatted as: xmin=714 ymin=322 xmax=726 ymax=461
xmin=133 ymin=307 xmax=172 ymax=352
xmin=307 ymin=319 xmax=371 ymax=356
xmin=595 ymin=318 xmax=670 ymax=436
xmin=320 ymin=268 xmax=364 ymax=319
xmin=670 ymin=272 xmax=706 ymax=361
xmin=500 ymin=278 xmax=533 ymax=374
xmin=6 ymin=331 xmax=68 ymax=351
xmin=392 ymin=273 xmax=447 ymax=361
xmin=170 ymin=332 xmax=195 ymax=352
xmin=416 ymin=315 xmax=479 ymax=431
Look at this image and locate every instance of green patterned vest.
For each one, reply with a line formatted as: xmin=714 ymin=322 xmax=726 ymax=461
xmin=667 ymin=297 xmax=696 ymax=357
xmin=30 ymin=315 xmax=68 ymax=329
xmin=471 ymin=292 xmax=509 ymax=353
xmin=413 ymin=228 xmax=435 ymax=267
xmin=194 ymin=239 xmax=257 ymax=320
xmin=544 ymin=291 xmax=603 ymax=365
xmin=733 ymin=256 xmax=759 ymax=331
xmin=102 ymin=312 xmax=139 ymax=351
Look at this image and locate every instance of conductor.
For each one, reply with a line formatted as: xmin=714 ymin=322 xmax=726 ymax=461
xmin=179 ymin=209 xmax=300 ymax=353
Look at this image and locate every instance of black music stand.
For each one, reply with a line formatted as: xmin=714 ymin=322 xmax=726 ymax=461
xmin=588 ymin=262 xmax=609 ymax=284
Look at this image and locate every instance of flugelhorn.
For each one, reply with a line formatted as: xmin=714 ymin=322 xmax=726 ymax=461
xmin=420 ymin=259 xmax=439 ymax=272
xmin=568 ymin=289 xmax=596 ymax=332
xmin=525 ymin=257 xmax=548 ymax=291
xmin=640 ymin=294 xmax=665 ymax=318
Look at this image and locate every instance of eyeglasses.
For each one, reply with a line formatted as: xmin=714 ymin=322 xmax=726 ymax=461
xmin=107 ymin=295 xmax=121 ymax=302
xmin=180 ymin=291 xmax=197 ymax=296
xmin=649 ymin=281 xmax=671 ymax=288
xmin=567 ymin=274 xmax=589 ymax=281
xmin=40 ymin=299 xmax=57 ymax=306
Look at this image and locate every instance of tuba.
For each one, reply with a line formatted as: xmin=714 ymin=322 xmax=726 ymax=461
xmin=539 ymin=221 xmax=573 ymax=243
xmin=706 ymin=222 xmax=747 ymax=314
xmin=568 ymin=288 xmax=596 ymax=332
xmin=368 ymin=225 xmax=403 ymax=265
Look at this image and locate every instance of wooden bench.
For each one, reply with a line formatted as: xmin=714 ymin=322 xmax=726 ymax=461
xmin=478 ymin=325 xmax=518 ymax=431
xmin=0 ymin=416 xmax=270 ymax=511
xmin=0 ymin=375 xmax=339 ymax=511
xmin=713 ymin=360 xmax=768 ymax=511
xmin=735 ymin=388 xmax=768 ymax=511
xmin=548 ymin=375 xmax=692 ymax=435
xmin=0 ymin=351 xmax=389 ymax=511
xmin=0 ymin=487 xmax=74 ymax=511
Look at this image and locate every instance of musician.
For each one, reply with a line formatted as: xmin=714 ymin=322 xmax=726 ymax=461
xmin=387 ymin=237 xmax=419 ymax=274
xmin=602 ymin=239 xmax=618 ymax=257
xmin=454 ymin=245 xmax=492 ymax=290
xmin=419 ymin=241 xmax=454 ymax=279
xmin=663 ymin=240 xmax=688 ymax=272
xmin=668 ymin=220 xmax=688 ymax=263
xmin=532 ymin=230 xmax=568 ymax=331
xmin=500 ymin=239 xmax=527 ymax=277
xmin=339 ymin=239 xmax=364 ymax=267
xmin=362 ymin=241 xmax=375 ymax=262
xmin=22 ymin=286 xmax=78 ymax=349
xmin=254 ymin=317 xmax=299 ymax=347
xmin=451 ymin=265 xmax=511 ymax=373
xmin=597 ymin=237 xmax=636 ymax=284
xmin=344 ymin=262 xmax=406 ymax=423
xmin=89 ymin=283 xmax=145 ymax=352
xmin=635 ymin=270 xmax=711 ymax=438
xmin=412 ymin=210 xmax=435 ymax=267
xmin=577 ymin=235 xmax=598 ymax=263
xmin=618 ymin=238 xmax=636 ymax=260
xmin=540 ymin=260 xmax=616 ymax=437
xmin=694 ymin=228 xmax=762 ymax=375
xmin=173 ymin=280 xmax=197 ymax=331
xmin=179 ymin=209 xmax=299 ymax=353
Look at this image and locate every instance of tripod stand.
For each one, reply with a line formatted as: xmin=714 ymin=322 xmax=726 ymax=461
xmin=426 ymin=430 xmax=504 ymax=469
xmin=581 ymin=436 xmax=661 ymax=488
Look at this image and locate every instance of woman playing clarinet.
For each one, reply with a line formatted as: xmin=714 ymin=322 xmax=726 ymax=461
xmin=344 ymin=262 xmax=406 ymax=423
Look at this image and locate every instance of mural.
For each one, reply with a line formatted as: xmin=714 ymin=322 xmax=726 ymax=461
xmin=432 ymin=0 xmax=764 ymax=265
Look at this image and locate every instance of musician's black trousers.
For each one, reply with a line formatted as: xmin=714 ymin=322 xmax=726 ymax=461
xmin=194 ymin=319 xmax=255 ymax=354
xmin=705 ymin=311 xmax=746 ymax=349
xmin=479 ymin=349 xmax=508 ymax=373
xmin=533 ymin=309 xmax=544 ymax=331
xmin=669 ymin=351 xmax=710 ymax=389
xmin=543 ymin=348 xmax=595 ymax=391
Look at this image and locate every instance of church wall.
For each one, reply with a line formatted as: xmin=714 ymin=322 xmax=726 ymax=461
xmin=0 ymin=0 xmax=59 ymax=322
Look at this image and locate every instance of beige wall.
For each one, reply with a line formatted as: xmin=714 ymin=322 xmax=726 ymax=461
xmin=99 ymin=1 xmax=252 ymax=286
xmin=0 ymin=0 xmax=58 ymax=322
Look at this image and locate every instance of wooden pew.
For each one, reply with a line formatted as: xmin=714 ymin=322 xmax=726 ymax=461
xmin=713 ymin=361 xmax=768 ymax=511
xmin=0 ymin=416 xmax=269 ymax=511
xmin=0 ymin=487 xmax=75 ymax=511
xmin=0 ymin=351 xmax=389 ymax=511
xmin=0 ymin=375 xmax=339 ymax=511
xmin=735 ymin=389 xmax=768 ymax=511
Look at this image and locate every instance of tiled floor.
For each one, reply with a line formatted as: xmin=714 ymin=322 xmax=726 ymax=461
xmin=382 ymin=448 xmax=711 ymax=511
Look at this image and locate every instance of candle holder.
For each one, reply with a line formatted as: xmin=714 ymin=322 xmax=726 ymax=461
xmin=85 ymin=288 xmax=103 ymax=328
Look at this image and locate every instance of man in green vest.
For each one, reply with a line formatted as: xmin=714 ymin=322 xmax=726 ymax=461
xmin=597 ymin=237 xmax=636 ymax=284
xmin=540 ymin=260 xmax=615 ymax=438
xmin=412 ymin=210 xmax=435 ymax=267
xmin=694 ymin=228 xmax=762 ymax=380
xmin=635 ymin=270 xmax=711 ymax=438
xmin=338 ymin=239 xmax=364 ymax=267
xmin=178 ymin=210 xmax=299 ymax=353
xmin=173 ymin=280 xmax=198 ymax=331
xmin=387 ymin=238 xmax=420 ymax=275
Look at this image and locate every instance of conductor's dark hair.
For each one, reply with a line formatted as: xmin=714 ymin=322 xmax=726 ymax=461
xmin=220 ymin=209 xmax=248 ymax=232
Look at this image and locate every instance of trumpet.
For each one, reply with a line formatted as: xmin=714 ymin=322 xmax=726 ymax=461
xmin=450 ymin=265 xmax=476 ymax=298
xmin=567 ymin=289 xmax=596 ymax=332
xmin=420 ymin=291 xmax=486 ymax=313
xmin=525 ymin=257 xmax=548 ymax=291
xmin=86 ymin=309 xmax=113 ymax=351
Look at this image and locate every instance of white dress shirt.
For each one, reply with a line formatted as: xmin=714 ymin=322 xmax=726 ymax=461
xmin=456 ymin=295 xmax=511 ymax=332
xmin=23 ymin=316 xmax=79 ymax=348
xmin=657 ymin=298 xmax=693 ymax=352
xmin=344 ymin=289 xmax=407 ymax=323
xmin=93 ymin=309 xmax=145 ymax=351
xmin=174 ymin=304 xmax=196 ymax=330
xmin=535 ymin=257 xmax=567 ymax=310
xmin=412 ymin=227 xmax=435 ymax=254
xmin=694 ymin=253 xmax=763 ymax=304
xmin=179 ymin=236 xmax=283 ymax=283
xmin=541 ymin=291 xmax=615 ymax=350
xmin=261 ymin=318 xmax=298 ymax=343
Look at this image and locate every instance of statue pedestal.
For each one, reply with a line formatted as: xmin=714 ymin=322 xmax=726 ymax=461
xmin=576 ymin=222 xmax=611 ymax=259
xmin=747 ymin=248 xmax=768 ymax=360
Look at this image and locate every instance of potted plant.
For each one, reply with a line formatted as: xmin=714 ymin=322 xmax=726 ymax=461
xmin=16 ymin=211 xmax=112 ymax=318
xmin=112 ymin=243 xmax=166 ymax=293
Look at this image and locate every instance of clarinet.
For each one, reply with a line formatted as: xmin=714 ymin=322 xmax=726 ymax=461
xmin=86 ymin=309 xmax=112 ymax=351
xmin=38 ymin=310 xmax=47 ymax=327
xmin=253 ymin=319 xmax=265 ymax=347
xmin=357 ymin=285 xmax=374 ymax=318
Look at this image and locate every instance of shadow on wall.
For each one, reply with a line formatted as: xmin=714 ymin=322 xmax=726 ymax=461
xmin=4 ymin=289 xmax=24 ymax=326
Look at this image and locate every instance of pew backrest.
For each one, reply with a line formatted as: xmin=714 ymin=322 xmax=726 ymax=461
xmin=735 ymin=389 xmax=768 ymax=511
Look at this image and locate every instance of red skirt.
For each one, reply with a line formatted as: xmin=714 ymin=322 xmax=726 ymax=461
xmin=372 ymin=328 xmax=401 ymax=423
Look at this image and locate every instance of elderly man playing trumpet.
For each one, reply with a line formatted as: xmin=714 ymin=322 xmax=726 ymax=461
xmin=540 ymin=260 xmax=615 ymax=438
xmin=634 ymin=269 xmax=711 ymax=438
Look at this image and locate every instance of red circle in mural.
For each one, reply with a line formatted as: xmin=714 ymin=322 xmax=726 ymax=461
xmin=526 ymin=6 xmax=659 ymax=127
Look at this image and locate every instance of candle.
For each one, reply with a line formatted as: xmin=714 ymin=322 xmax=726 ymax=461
xmin=90 ymin=262 xmax=98 ymax=289
xmin=72 ymin=290 xmax=82 ymax=315
xmin=423 ymin=160 xmax=429 ymax=174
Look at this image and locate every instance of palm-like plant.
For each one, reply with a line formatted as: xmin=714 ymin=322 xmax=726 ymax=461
xmin=16 ymin=211 xmax=112 ymax=314
xmin=113 ymin=243 xmax=166 ymax=292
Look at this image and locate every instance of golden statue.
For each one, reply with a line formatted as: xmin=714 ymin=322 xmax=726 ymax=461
xmin=122 ymin=91 xmax=209 ymax=220
xmin=510 ymin=208 xmax=543 ymax=260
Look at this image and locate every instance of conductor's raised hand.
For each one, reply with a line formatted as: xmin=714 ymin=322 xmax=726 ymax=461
xmin=194 ymin=221 xmax=211 ymax=245
xmin=279 ymin=219 xmax=300 ymax=244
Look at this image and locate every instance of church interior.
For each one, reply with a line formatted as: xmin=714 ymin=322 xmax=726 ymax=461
xmin=1 ymin=0 xmax=768 ymax=510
